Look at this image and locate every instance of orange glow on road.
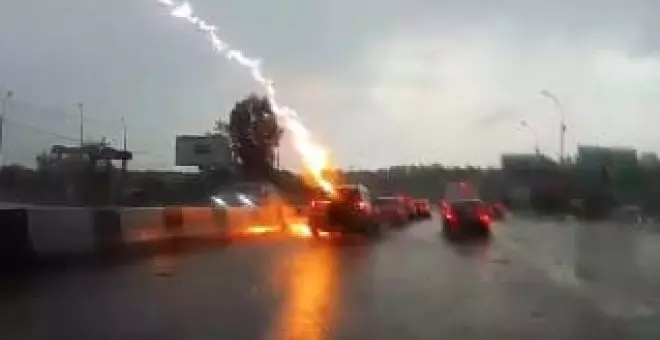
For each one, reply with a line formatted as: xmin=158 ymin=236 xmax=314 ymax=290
xmin=289 ymin=223 xmax=313 ymax=238
xmin=244 ymin=225 xmax=279 ymax=235
xmin=269 ymin=246 xmax=339 ymax=340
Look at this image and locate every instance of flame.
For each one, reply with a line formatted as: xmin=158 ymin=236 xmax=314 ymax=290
xmin=245 ymin=225 xmax=278 ymax=235
xmin=156 ymin=0 xmax=334 ymax=194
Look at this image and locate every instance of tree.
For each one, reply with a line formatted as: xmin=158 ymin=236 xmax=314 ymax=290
xmin=214 ymin=119 xmax=230 ymax=138
xmin=221 ymin=93 xmax=283 ymax=180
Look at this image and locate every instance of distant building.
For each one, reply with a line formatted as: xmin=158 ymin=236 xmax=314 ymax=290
xmin=576 ymin=145 xmax=641 ymax=205
xmin=576 ymin=145 xmax=637 ymax=169
xmin=37 ymin=143 xmax=133 ymax=205
xmin=639 ymin=152 xmax=660 ymax=169
xmin=501 ymin=153 xmax=557 ymax=171
xmin=175 ymin=134 xmax=232 ymax=171
xmin=500 ymin=153 xmax=563 ymax=211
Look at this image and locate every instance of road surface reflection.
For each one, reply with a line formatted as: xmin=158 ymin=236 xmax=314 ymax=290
xmin=269 ymin=245 xmax=340 ymax=340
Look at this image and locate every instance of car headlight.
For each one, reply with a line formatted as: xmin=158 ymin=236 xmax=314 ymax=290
xmin=237 ymin=193 xmax=256 ymax=208
xmin=211 ymin=196 xmax=227 ymax=208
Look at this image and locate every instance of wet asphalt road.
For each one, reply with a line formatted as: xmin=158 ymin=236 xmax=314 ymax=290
xmin=2 ymin=214 xmax=660 ymax=340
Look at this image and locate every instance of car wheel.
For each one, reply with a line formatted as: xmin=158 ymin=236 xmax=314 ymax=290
xmin=441 ymin=223 xmax=454 ymax=239
xmin=364 ymin=221 xmax=383 ymax=238
xmin=441 ymin=219 xmax=456 ymax=236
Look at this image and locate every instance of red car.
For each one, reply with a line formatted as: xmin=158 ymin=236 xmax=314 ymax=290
xmin=440 ymin=199 xmax=492 ymax=237
xmin=398 ymin=194 xmax=417 ymax=220
xmin=413 ymin=199 xmax=432 ymax=218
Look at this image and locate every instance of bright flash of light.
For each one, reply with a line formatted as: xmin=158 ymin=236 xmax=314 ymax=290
xmin=157 ymin=1 xmax=334 ymax=194
xmin=245 ymin=225 xmax=278 ymax=235
xmin=289 ymin=223 xmax=313 ymax=238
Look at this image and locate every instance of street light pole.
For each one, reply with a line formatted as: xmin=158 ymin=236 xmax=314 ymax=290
xmin=77 ymin=103 xmax=84 ymax=147
xmin=121 ymin=116 xmax=127 ymax=172
xmin=0 ymin=90 xmax=14 ymax=166
xmin=520 ymin=120 xmax=540 ymax=155
xmin=540 ymin=90 xmax=566 ymax=164
xmin=121 ymin=116 xmax=127 ymax=151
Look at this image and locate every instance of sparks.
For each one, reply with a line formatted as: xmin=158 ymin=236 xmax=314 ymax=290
xmin=157 ymin=1 xmax=334 ymax=194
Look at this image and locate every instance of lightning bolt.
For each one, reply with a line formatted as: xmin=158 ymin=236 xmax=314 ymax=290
xmin=157 ymin=0 xmax=333 ymax=194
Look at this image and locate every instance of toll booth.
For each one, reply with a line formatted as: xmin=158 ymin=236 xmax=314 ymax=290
xmin=48 ymin=144 xmax=132 ymax=205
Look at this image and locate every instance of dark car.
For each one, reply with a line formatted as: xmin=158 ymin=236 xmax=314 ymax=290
xmin=308 ymin=184 xmax=383 ymax=238
xmin=209 ymin=182 xmax=292 ymax=235
xmin=440 ymin=199 xmax=492 ymax=237
xmin=374 ymin=196 xmax=408 ymax=226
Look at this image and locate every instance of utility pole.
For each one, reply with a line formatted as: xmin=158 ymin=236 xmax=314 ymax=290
xmin=0 ymin=90 xmax=14 ymax=166
xmin=540 ymin=90 xmax=566 ymax=164
xmin=520 ymin=120 xmax=540 ymax=156
xmin=121 ymin=116 xmax=127 ymax=151
xmin=121 ymin=116 xmax=127 ymax=171
xmin=78 ymin=103 xmax=84 ymax=147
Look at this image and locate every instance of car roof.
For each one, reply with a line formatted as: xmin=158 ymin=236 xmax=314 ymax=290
xmin=337 ymin=184 xmax=363 ymax=189
xmin=449 ymin=199 xmax=484 ymax=204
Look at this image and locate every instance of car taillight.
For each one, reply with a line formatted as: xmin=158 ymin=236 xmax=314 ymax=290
xmin=311 ymin=200 xmax=328 ymax=210
xmin=479 ymin=212 xmax=491 ymax=224
xmin=444 ymin=207 xmax=456 ymax=221
xmin=355 ymin=201 xmax=368 ymax=211
xmin=440 ymin=201 xmax=449 ymax=211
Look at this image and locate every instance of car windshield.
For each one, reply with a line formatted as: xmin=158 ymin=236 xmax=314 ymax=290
xmin=452 ymin=200 xmax=484 ymax=213
xmin=336 ymin=187 xmax=361 ymax=202
xmin=374 ymin=197 xmax=399 ymax=205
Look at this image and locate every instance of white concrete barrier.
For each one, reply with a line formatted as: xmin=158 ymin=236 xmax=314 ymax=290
xmin=120 ymin=207 xmax=166 ymax=244
xmin=2 ymin=203 xmax=304 ymax=262
xmin=181 ymin=206 xmax=227 ymax=238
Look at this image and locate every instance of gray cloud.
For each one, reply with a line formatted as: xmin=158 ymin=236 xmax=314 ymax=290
xmin=474 ymin=107 xmax=521 ymax=127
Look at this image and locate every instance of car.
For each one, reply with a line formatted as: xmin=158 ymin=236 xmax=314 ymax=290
xmin=374 ymin=196 xmax=408 ymax=226
xmin=440 ymin=199 xmax=492 ymax=237
xmin=398 ymin=194 xmax=417 ymax=220
xmin=308 ymin=184 xmax=383 ymax=238
xmin=209 ymin=182 xmax=295 ymax=236
xmin=413 ymin=198 xmax=432 ymax=218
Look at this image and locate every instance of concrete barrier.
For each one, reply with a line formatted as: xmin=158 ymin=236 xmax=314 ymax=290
xmin=163 ymin=206 xmax=184 ymax=233
xmin=120 ymin=207 xmax=164 ymax=244
xmin=92 ymin=208 xmax=123 ymax=253
xmin=28 ymin=207 xmax=95 ymax=256
xmin=0 ymin=209 xmax=32 ymax=265
xmin=180 ymin=206 xmax=226 ymax=238
xmin=2 ymin=203 xmax=301 ymax=262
